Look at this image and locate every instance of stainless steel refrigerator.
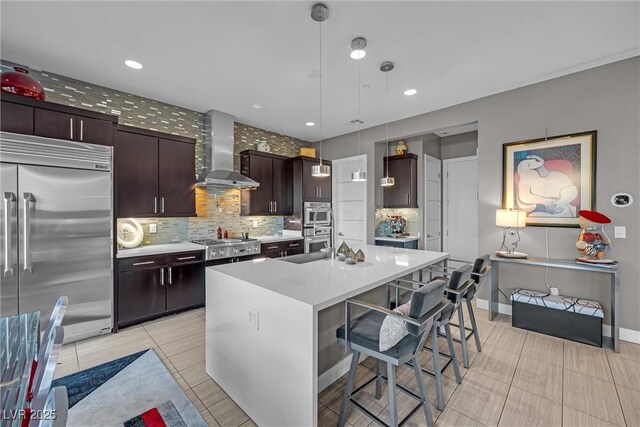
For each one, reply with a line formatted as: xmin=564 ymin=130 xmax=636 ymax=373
xmin=1 ymin=131 xmax=113 ymax=342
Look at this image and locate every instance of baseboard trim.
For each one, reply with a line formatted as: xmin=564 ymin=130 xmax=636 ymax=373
xmin=318 ymin=353 xmax=367 ymax=393
xmin=476 ymin=298 xmax=640 ymax=344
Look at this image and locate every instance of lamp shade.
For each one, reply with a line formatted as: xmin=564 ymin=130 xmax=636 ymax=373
xmin=496 ymin=209 xmax=526 ymax=228
xmin=311 ymin=163 xmax=331 ymax=177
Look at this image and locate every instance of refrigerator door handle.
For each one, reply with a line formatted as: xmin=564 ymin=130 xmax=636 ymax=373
xmin=22 ymin=192 xmax=35 ymax=274
xmin=3 ymin=192 xmax=16 ymax=278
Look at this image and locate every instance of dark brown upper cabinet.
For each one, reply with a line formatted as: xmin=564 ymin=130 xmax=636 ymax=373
xmin=115 ymin=125 xmax=196 ymax=217
xmin=293 ymin=157 xmax=332 ymax=205
xmin=383 ymin=154 xmax=418 ymax=208
xmin=1 ymin=93 xmax=116 ymax=146
xmin=240 ymin=150 xmax=292 ymax=216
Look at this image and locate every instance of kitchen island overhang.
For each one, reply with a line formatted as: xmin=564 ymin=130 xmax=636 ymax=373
xmin=205 ymin=245 xmax=448 ymax=427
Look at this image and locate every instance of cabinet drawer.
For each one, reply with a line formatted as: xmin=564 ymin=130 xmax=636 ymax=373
xmin=261 ymin=242 xmax=285 ymax=253
xmin=285 ymin=240 xmax=303 ymax=250
xmin=167 ymin=251 xmax=204 ymax=265
xmin=118 ymin=254 xmax=166 ymax=272
xmin=1 ymin=101 xmax=33 ymax=134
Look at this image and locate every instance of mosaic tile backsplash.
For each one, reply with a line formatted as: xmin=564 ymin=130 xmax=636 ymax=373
xmin=375 ymin=208 xmax=421 ymax=237
xmin=1 ymin=60 xmax=309 ymax=244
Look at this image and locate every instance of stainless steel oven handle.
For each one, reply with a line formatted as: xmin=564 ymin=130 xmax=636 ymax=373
xmin=22 ymin=193 xmax=35 ymax=274
xmin=3 ymin=192 xmax=16 ymax=278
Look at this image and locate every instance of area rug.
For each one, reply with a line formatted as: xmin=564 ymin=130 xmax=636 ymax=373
xmin=52 ymin=349 xmax=205 ymax=426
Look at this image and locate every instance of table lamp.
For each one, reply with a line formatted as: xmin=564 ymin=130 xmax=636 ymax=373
xmin=496 ymin=208 xmax=528 ymax=258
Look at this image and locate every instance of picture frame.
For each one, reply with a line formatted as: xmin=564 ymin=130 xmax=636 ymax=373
xmin=502 ymin=131 xmax=597 ymax=227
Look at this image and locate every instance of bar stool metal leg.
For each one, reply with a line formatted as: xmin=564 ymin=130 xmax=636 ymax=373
xmin=387 ymin=362 xmax=398 ymax=427
xmin=431 ymin=326 xmax=444 ymax=411
xmin=411 ymin=355 xmax=434 ymax=427
xmin=457 ymin=307 xmax=470 ymax=368
xmin=375 ymin=359 xmax=383 ymax=399
xmin=467 ymin=299 xmax=482 ymax=352
xmin=444 ymin=323 xmax=462 ymax=384
xmin=338 ymin=351 xmax=360 ymax=427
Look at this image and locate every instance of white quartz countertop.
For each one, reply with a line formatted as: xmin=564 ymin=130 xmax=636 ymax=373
xmin=254 ymin=235 xmax=304 ymax=243
xmin=117 ymin=242 xmax=205 ymax=259
xmin=375 ymin=236 xmax=420 ymax=243
xmin=209 ymin=245 xmax=448 ymax=311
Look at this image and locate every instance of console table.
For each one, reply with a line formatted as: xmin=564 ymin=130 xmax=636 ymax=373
xmin=489 ymin=255 xmax=620 ymax=352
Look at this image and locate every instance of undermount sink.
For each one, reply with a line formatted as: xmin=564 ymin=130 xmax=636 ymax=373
xmin=280 ymin=251 xmax=331 ymax=264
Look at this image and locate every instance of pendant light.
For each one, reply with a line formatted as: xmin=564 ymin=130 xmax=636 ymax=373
xmin=351 ymin=55 xmax=367 ymax=182
xmin=380 ymin=61 xmax=395 ymax=187
xmin=311 ymin=3 xmax=331 ymax=178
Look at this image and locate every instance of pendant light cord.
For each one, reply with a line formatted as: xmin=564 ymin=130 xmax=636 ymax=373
xmin=318 ymin=18 xmax=323 ymax=166
xmin=357 ymin=61 xmax=362 ymax=155
xmin=385 ymin=71 xmax=390 ymax=177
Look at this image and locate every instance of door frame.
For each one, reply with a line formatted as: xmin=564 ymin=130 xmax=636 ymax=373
xmin=331 ymin=154 xmax=368 ymax=246
xmin=423 ymin=154 xmax=442 ymax=251
xmin=442 ymin=155 xmax=478 ymax=254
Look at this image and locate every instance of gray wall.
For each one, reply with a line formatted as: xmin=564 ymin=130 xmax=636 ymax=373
xmin=319 ymin=57 xmax=640 ymax=333
xmin=441 ymin=131 xmax=478 ymax=159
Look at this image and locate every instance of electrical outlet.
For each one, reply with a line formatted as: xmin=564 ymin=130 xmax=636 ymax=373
xmin=614 ymin=226 xmax=626 ymax=239
xmin=149 ymin=224 xmax=157 ymax=234
xmin=248 ymin=307 xmax=259 ymax=330
xmin=252 ymin=220 xmax=258 ymax=228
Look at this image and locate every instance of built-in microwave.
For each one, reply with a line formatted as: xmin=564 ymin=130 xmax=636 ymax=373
xmin=304 ymin=202 xmax=331 ymax=226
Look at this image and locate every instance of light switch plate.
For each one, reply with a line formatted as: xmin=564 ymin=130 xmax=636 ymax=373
xmin=149 ymin=224 xmax=157 ymax=234
xmin=614 ymin=226 xmax=626 ymax=239
xmin=248 ymin=306 xmax=259 ymax=330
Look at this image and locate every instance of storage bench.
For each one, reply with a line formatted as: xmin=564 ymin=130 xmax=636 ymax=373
xmin=511 ymin=288 xmax=603 ymax=347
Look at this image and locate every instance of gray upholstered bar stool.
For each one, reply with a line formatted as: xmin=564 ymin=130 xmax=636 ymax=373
xmin=336 ymin=280 xmax=447 ymax=427
xmin=428 ymin=256 xmax=491 ymax=367
xmin=397 ymin=264 xmax=474 ymax=410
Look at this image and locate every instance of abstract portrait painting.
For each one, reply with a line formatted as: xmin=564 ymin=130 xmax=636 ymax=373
xmin=503 ymin=131 xmax=596 ymax=227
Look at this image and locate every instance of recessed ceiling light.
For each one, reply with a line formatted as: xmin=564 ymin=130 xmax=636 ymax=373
xmin=124 ymin=60 xmax=143 ymax=70
xmin=306 ymin=122 xmax=315 ymax=127
xmin=251 ymin=104 xmax=263 ymax=109
xmin=404 ymin=89 xmax=417 ymax=96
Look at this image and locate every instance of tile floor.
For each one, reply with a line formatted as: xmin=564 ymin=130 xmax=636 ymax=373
xmin=56 ymin=302 xmax=640 ymax=427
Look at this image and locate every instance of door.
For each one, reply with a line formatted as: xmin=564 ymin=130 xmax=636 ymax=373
xmin=443 ymin=156 xmax=478 ymax=261
xmin=33 ymin=109 xmax=75 ymax=141
xmin=166 ymin=261 xmax=205 ymax=311
xmin=248 ymin=155 xmax=273 ymax=215
xmin=1 ymin=102 xmax=33 ymax=134
xmin=75 ymin=116 xmax=113 ymax=146
xmin=272 ymin=158 xmax=292 ymax=214
xmin=383 ymin=158 xmax=409 ymax=207
xmin=115 ymin=131 xmax=159 ymax=216
xmin=118 ymin=268 xmax=165 ymax=325
xmin=158 ymin=139 xmax=196 ymax=215
xmin=18 ymin=164 xmax=113 ymax=341
xmin=424 ymin=155 xmax=442 ymax=251
xmin=332 ymin=155 xmax=367 ymax=247
xmin=1 ymin=163 xmax=18 ymax=316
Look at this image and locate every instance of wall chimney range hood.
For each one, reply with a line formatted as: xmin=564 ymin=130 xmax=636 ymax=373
xmin=196 ymin=110 xmax=260 ymax=189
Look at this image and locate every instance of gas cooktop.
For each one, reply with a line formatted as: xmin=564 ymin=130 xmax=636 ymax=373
xmin=190 ymin=238 xmax=261 ymax=261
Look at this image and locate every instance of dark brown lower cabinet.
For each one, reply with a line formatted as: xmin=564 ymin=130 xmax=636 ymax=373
xmin=260 ymin=239 xmax=304 ymax=258
xmin=116 ymin=250 xmax=204 ymax=329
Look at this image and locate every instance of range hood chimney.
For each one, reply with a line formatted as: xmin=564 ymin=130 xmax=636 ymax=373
xmin=196 ymin=110 xmax=259 ymax=189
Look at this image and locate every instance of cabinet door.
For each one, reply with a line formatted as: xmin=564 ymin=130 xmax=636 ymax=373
xmin=158 ymin=139 xmax=196 ymax=216
xmin=166 ymin=261 xmax=204 ymax=311
xmin=272 ymin=158 xmax=292 ymax=214
xmin=118 ymin=268 xmax=166 ymax=326
xmin=302 ymin=160 xmax=320 ymax=199
xmin=76 ymin=116 xmax=114 ymax=146
xmin=383 ymin=159 xmax=410 ymax=207
xmin=115 ymin=131 xmax=159 ymax=216
xmin=34 ymin=109 xmax=75 ymax=141
xmin=317 ymin=173 xmax=332 ymax=201
xmin=246 ymin=155 xmax=273 ymax=215
xmin=1 ymin=101 xmax=33 ymax=134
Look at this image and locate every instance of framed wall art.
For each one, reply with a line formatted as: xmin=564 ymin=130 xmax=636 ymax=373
xmin=502 ymin=131 xmax=597 ymax=227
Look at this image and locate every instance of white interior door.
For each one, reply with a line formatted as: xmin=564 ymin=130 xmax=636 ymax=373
xmin=332 ymin=155 xmax=367 ymax=248
xmin=424 ymin=154 xmax=442 ymax=251
xmin=443 ymin=156 xmax=478 ymax=260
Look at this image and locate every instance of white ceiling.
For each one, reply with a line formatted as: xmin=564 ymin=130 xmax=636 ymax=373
xmin=1 ymin=1 xmax=638 ymax=141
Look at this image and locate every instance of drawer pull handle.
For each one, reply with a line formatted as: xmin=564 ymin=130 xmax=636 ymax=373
xmin=289 ymin=243 xmax=299 ymax=247
xmin=266 ymin=245 xmax=278 ymax=250
xmin=133 ymin=261 xmax=155 ymax=266
xmin=177 ymin=256 xmax=197 ymax=261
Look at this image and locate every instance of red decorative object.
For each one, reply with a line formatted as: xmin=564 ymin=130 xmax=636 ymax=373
xmin=1 ymin=66 xmax=46 ymax=100
xmin=578 ymin=210 xmax=611 ymax=224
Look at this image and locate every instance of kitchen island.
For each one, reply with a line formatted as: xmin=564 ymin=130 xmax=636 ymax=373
xmin=205 ymin=245 xmax=448 ymax=426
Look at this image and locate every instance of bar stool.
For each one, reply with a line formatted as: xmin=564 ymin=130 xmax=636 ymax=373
xmin=336 ymin=280 xmax=448 ymax=427
xmin=397 ymin=264 xmax=474 ymax=410
xmin=428 ymin=256 xmax=491 ymax=367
